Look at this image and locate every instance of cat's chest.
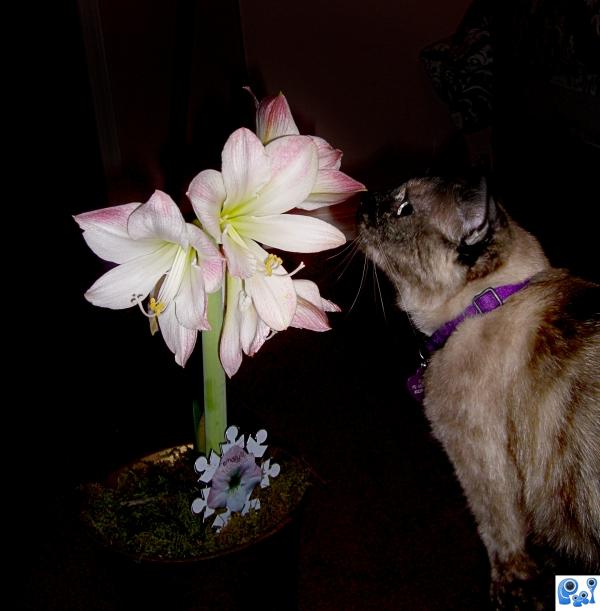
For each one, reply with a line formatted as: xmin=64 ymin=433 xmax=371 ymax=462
xmin=421 ymin=307 xmax=531 ymax=426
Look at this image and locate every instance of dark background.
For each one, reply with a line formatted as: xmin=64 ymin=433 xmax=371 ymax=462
xmin=19 ymin=0 xmax=599 ymax=609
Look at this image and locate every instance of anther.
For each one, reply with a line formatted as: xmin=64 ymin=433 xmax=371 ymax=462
xmin=264 ymin=254 xmax=283 ymax=276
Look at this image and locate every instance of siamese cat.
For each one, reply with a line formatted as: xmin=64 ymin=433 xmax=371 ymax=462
xmin=358 ymin=176 xmax=600 ymax=608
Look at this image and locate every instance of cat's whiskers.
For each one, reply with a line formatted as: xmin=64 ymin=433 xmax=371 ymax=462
xmin=326 ymin=238 xmax=357 ymax=261
xmin=346 ymin=249 xmax=369 ymax=314
xmin=342 ymin=235 xmax=392 ymax=319
xmin=371 ymin=260 xmax=387 ymax=321
xmin=376 ymin=238 xmax=419 ymax=335
xmin=333 ymin=238 xmax=362 ymax=282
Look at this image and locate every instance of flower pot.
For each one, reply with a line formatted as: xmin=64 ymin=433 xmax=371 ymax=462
xmin=80 ymin=443 xmax=313 ymax=610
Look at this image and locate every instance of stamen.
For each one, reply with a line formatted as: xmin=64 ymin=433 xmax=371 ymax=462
xmin=262 ymin=255 xmax=306 ymax=278
xmin=149 ymin=297 xmax=166 ymax=316
xmin=287 ymin=261 xmax=306 ymax=277
xmin=131 ymin=293 xmax=166 ymax=319
xmin=132 ymin=293 xmax=155 ymax=318
xmin=264 ymin=254 xmax=283 ymax=276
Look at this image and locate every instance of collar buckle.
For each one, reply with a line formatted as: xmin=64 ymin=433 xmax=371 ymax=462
xmin=472 ymin=287 xmax=503 ymax=314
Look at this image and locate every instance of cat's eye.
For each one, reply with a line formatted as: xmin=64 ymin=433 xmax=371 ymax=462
xmin=394 ymin=187 xmax=406 ymax=202
xmin=393 ymin=186 xmax=413 ymax=217
xmin=397 ymin=201 xmax=413 ymax=217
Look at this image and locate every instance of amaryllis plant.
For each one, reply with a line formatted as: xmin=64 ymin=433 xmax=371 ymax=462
xmin=76 ymin=92 xmax=365 ymax=455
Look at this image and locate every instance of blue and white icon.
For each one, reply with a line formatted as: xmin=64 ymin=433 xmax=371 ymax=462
xmin=556 ymin=576 xmax=599 ymax=607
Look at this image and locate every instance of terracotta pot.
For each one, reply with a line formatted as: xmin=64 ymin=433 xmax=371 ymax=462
xmin=81 ymin=443 xmax=312 ymax=610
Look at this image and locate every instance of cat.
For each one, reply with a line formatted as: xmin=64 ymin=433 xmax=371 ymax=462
xmin=358 ymin=176 xmax=600 ymax=608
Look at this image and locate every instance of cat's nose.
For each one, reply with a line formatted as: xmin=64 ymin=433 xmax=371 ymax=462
xmin=357 ymin=191 xmax=378 ymax=225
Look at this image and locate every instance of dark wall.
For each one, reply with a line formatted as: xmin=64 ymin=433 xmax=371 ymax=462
xmin=240 ymin=0 xmax=473 ymax=177
xmin=490 ymin=0 xmax=600 ymax=280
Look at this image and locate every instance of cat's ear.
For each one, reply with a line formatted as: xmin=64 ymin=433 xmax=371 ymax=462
xmin=461 ymin=177 xmax=496 ymax=246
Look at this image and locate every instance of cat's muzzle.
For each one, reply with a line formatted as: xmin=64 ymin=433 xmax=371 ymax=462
xmin=357 ymin=190 xmax=381 ymax=227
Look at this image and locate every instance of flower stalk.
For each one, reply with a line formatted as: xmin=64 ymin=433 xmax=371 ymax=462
xmin=201 ymin=287 xmax=227 ymax=456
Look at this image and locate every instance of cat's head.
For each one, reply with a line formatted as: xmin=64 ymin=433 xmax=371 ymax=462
xmin=357 ymin=176 xmax=511 ymax=313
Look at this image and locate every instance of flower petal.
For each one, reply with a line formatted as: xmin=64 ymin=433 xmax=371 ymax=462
xmin=242 ymin=136 xmax=318 ymax=216
xmin=84 ymin=243 xmax=178 ymax=309
xmin=127 ymin=190 xmax=188 ymax=246
xmin=186 ymin=224 xmax=224 ymax=293
xmin=291 ymin=296 xmax=331 ymax=331
xmin=158 ymin=302 xmax=198 ymax=367
xmin=321 ymin=296 xmax=341 ymax=313
xmin=221 ymin=128 xmax=271 ymax=214
xmin=224 ymin=483 xmax=248 ymax=512
xmin=239 ymin=461 xmax=262 ymax=489
xmin=245 ymin=271 xmax=296 ymax=331
xmin=237 ymin=294 xmax=270 ymax=357
xmin=256 ymin=93 xmax=300 ymax=144
xmin=187 ymin=170 xmax=226 ymax=243
xmin=206 ymin=486 xmax=229 ymax=510
xmin=227 ymin=489 xmax=246 ymax=512
xmin=298 ymin=169 xmax=367 ymax=209
xmin=74 ymin=203 xmax=163 ymax=263
xmin=174 ymin=261 xmax=209 ymax=331
xmin=239 ymin=297 xmax=259 ymax=355
xmin=220 ymin=275 xmax=243 ymax=377
xmin=201 ymin=258 xmax=226 ymax=294
xmin=310 ymin=136 xmax=342 ymax=170
xmin=293 ymin=279 xmax=340 ymax=311
xmin=234 ymin=213 xmax=346 ymax=253
xmin=222 ymin=227 xmax=257 ymax=279
xmin=248 ymin=318 xmax=270 ymax=356
xmin=75 ymin=202 xmax=138 ymax=234
xmin=292 ymin=279 xmax=339 ymax=330
xmin=186 ymin=220 xmax=220 ymax=257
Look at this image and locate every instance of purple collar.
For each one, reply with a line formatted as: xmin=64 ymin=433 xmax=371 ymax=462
xmin=407 ymin=279 xmax=531 ymax=402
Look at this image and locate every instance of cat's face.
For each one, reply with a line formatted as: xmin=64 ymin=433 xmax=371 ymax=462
xmin=358 ymin=177 xmax=504 ymax=312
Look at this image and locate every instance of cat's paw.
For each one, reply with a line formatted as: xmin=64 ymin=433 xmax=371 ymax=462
xmin=490 ymin=553 xmax=548 ymax=610
xmin=491 ymin=579 xmax=546 ymax=611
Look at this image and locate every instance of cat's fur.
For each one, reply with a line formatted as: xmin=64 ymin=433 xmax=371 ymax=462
xmin=358 ymin=176 xmax=600 ymax=607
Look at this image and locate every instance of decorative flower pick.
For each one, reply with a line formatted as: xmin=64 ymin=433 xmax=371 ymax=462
xmin=191 ymin=426 xmax=280 ymax=531
xmin=75 ymin=91 xmax=365 ymax=467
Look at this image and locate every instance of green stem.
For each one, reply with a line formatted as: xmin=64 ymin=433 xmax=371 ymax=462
xmin=201 ymin=287 xmax=227 ymax=456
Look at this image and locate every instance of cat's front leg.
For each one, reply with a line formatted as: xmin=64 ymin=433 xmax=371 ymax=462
xmin=425 ymin=398 xmax=540 ymax=607
xmin=453 ymin=452 xmax=543 ymax=609
xmin=489 ymin=551 xmax=544 ymax=610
